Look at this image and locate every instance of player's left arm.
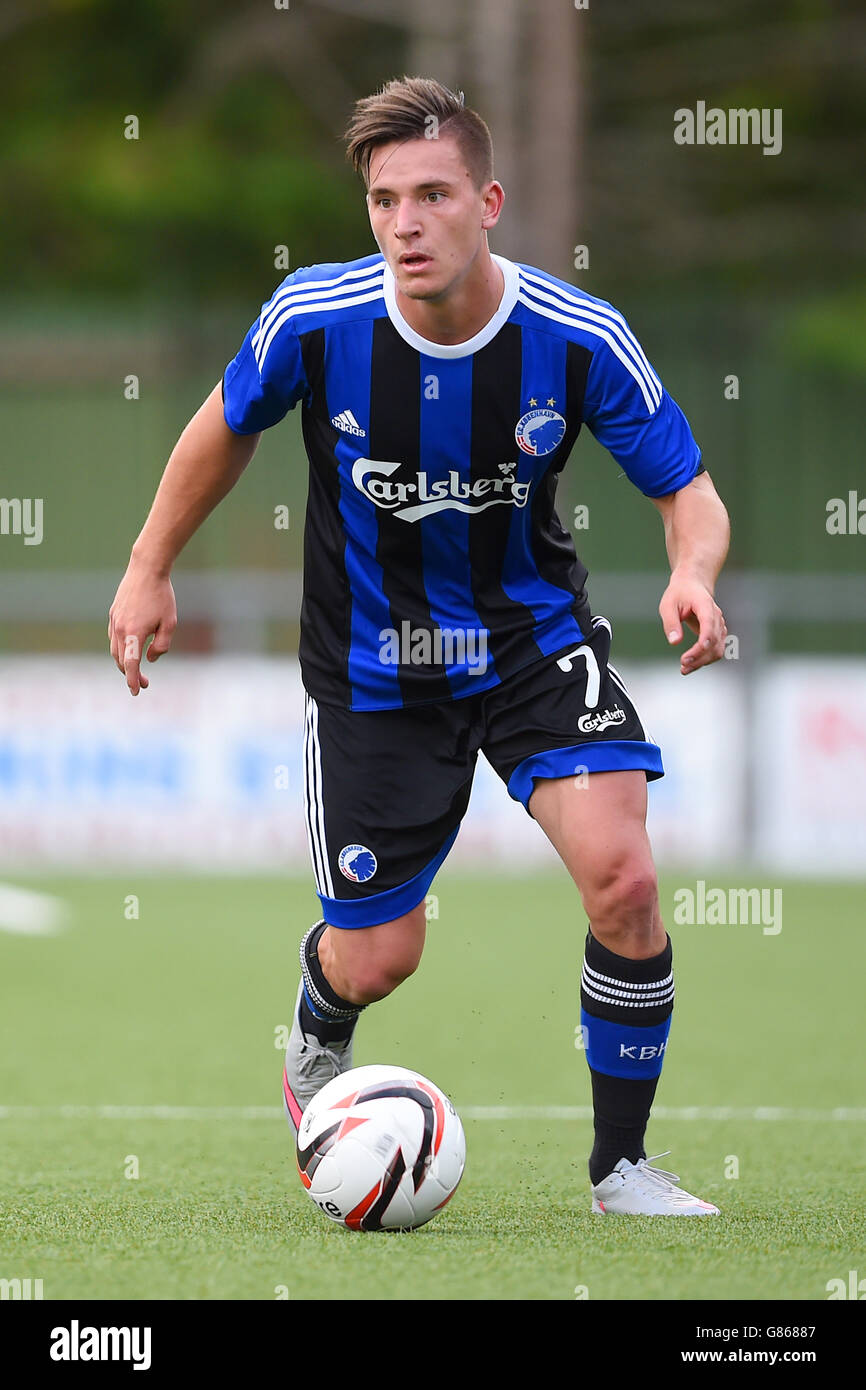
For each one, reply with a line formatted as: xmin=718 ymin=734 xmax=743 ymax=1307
xmin=579 ymin=306 xmax=731 ymax=678
xmin=651 ymin=471 xmax=730 ymax=675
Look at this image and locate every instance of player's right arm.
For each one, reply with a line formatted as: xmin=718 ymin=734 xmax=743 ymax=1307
xmin=109 ymin=268 xmax=310 ymax=696
xmin=108 ymin=384 xmax=260 ymax=696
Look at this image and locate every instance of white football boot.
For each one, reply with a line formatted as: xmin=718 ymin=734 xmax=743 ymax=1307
xmin=591 ymin=1154 xmax=720 ymax=1216
xmin=282 ymin=980 xmax=355 ymax=1141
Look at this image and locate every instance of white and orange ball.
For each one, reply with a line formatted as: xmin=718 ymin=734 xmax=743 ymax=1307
xmin=296 ymin=1064 xmax=466 ymax=1231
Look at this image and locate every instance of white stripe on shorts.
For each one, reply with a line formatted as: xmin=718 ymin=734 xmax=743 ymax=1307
xmin=303 ymin=695 xmax=334 ymax=898
xmin=607 ymin=662 xmax=655 ymax=746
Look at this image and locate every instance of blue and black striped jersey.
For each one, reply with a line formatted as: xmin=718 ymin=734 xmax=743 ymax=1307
xmin=223 ymin=253 xmax=701 ymax=710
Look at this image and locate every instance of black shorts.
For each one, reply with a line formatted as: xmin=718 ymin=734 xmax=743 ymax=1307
xmin=302 ymin=616 xmax=662 ymax=928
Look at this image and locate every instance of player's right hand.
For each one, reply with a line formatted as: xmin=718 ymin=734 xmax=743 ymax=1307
xmin=108 ymin=559 xmax=177 ymax=696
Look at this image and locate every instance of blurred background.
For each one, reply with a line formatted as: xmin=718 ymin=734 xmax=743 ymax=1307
xmin=1 ymin=0 xmax=864 ymax=879
xmin=3 ymin=5 xmax=865 ymax=1303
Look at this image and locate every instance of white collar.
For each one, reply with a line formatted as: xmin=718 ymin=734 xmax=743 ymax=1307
xmin=382 ymin=253 xmax=519 ymax=359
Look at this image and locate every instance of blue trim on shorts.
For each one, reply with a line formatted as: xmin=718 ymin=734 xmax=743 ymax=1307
xmin=317 ymin=825 xmax=460 ymax=929
xmin=507 ymin=739 xmax=665 ymax=811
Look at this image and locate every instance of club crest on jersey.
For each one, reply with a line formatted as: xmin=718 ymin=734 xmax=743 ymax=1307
xmin=515 ymin=407 xmax=566 ymax=456
xmin=338 ymin=844 xmax=378 ymax=883
xmin=351 ymin=457 xmax=530 ymax=522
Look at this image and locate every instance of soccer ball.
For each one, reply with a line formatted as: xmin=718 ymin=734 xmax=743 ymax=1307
xmin=296 ymin=1064 xmax=466 ymax=1231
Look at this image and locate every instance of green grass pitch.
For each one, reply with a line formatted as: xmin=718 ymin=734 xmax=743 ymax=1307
xmin=1 ymin=871 xmax=864 ymax=1301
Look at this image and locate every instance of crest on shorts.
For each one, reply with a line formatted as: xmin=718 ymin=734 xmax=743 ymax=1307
xmin=338 ymin=844 xmax=378 ymax=883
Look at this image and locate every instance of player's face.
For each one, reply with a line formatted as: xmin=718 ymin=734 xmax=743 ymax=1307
xmin=366 ymin=136 xmax=501 ymax=301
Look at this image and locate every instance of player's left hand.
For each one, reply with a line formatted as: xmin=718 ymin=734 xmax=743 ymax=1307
xmin=658 ymin=571 xmax=727 ymax=675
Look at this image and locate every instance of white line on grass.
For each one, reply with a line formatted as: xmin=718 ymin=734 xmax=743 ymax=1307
xmin=0 ymin=1105 xmax=864 ymax=1122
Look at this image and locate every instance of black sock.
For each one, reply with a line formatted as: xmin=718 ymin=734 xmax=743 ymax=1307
xmin=298 ymin=920 xmax=365 ymax=1044
xmin=580 ymin=928 xmax=674 ymax=1185
xmin=299 ymin=991 xmax=358 ymax=1044
xmin=588 ymin=1071 xmax=660 ymax=1185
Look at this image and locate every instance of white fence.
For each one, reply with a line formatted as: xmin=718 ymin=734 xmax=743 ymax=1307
xmin=0 ymin=654 xmax=864 ymax=875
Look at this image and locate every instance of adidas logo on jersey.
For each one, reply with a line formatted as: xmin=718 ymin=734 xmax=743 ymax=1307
xmin=330 ymin=409 xmax=366 ymax=438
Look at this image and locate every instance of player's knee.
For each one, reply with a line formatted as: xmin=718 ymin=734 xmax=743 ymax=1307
xmin=583 ymin=857 xmax=659 ymax=933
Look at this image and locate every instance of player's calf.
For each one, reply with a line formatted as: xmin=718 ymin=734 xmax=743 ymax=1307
xmin=315 ymin=907 xmax=426 ymax=1004
xmin=578 ymin=913 xmax=718 ymax=1211
xmin=580 ymin=924 xmax=675 ymax=1184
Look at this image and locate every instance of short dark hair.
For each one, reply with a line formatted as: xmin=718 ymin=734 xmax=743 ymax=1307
xmin=344 ymin=75 xmax=494 ymax=190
